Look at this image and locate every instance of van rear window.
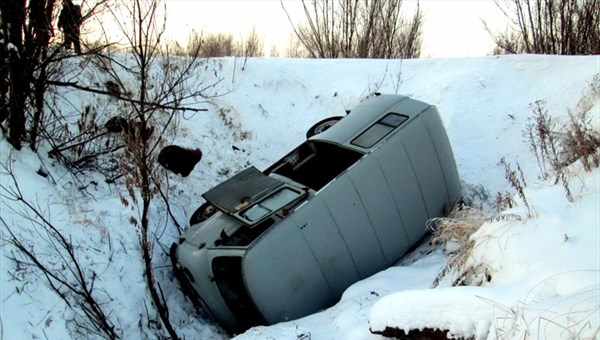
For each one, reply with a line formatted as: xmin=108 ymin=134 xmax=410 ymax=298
xmin=351 ymin=113 xmax=408 ymax=148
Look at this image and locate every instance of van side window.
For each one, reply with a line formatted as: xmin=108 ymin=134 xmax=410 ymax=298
xmin=351 ymin=113 xmax=408 ymax=148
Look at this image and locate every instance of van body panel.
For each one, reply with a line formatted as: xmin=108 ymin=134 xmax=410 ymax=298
xmin=422 ymin=107 xmax=462 ymax=208
xmin=318 ymin=175 xmax=388 ymax=278
xmin=243 ymin=219 xmax=333 ymax=324
xmin=347 ymin=157 xmax=410 ymax=265
xmin=174 ymin=240 xmax=240 ymax=329
xmin=313 ymin=95 xmax=408 ymax=147
xmin=403 ymin=117 xmax=448 ymax=222
xmin=372 ymin=133 xmax=429 ymax=245
xmin=290 ymin=196 xmax=361 ymax=297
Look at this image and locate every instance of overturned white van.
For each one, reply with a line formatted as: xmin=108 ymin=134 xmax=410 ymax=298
xmin=170 ymin=94 xmax=461 ymax=333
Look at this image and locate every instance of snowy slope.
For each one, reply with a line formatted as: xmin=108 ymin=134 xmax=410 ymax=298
xmin=1 ymin=55 xmax=598 ymax=339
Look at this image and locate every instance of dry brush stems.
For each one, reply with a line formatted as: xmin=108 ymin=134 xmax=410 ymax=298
xmin=101 ymin=1 xmax=216 ymax=338
xmin=0 ymin=163 xmax=119 ymax=339
xmin=500 ymin=158 xmax=533 ymax=217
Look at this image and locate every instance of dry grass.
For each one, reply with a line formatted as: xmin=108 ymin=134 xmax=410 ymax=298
xmin=429 ymin=205 xmax=522 ymax=287
xmin=428 ymin=205 xmax=484 ymax=287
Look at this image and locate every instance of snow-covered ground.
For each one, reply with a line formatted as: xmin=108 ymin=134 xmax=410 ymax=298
xmin=1 ymin=54 xmax=598 ymax=339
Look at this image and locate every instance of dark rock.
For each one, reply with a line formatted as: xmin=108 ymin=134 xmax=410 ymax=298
xmin=158 ymin=145 xmax=202 ymax=177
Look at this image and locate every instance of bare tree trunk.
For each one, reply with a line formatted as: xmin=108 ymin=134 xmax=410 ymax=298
xmin=0 ymin=17 xmax=8 ymax=127
xmin=30 ymin=0 xmax=57 ymax=150
xmin=5 ymin=0 xmax=27 ymax=149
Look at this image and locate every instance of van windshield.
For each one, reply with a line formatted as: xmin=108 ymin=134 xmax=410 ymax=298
xmin=267 ymin=141 xmax=364 ymax=191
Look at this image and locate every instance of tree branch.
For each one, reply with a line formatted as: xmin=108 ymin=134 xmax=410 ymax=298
xmin=47 ymin=80 xmax=208 ymax=112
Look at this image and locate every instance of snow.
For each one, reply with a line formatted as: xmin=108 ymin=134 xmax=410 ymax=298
xmin=370 ymin=166 xmax=600 ymax=340
xmin=1 ymin=54 xmax=599 ymax=339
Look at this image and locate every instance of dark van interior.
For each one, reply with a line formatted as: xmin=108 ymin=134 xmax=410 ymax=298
xmin=266 ymin=141 xmax=364 ymax=191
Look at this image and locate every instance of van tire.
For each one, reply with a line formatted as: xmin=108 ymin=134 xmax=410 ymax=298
xmin=306 ymin=116 xmax=343 ymax=139
xmin=190 ymin=202 xmax=217 ymax=226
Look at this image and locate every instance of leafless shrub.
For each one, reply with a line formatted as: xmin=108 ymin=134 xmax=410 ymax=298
xmin=526 ymin=101 xmax=584 ymax=202
xmin=0 ymin=162 xmax=119 ymax=339
xmin=184 ymin=28 xmax=265 ymax=59
xmin=285 ymin=34 xmax=310 ymax=58
xmin=564 ymin=110 xmax=600 ymax=171
xmin=238 ymin=25 xmax=265 ymax=70
xmin=526 ymin=101 xmax=561 ymax=181
xmin=486 ymin=0 xmax=600 ymax=55
xmin=201 ymin=32 xmax=237 ymax=57
xmin=241 ymin=25 xmax=264 ymax=58
xmin=563 ymin=75 xmax=600 ymax=171
xmin=282 ymin=0 xmax=423 ymax=59
xmin=269 ymin=45 xmax=280 ymax=58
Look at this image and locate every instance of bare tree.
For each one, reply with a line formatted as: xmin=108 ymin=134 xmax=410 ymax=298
xmin=269 ymin=44 xmax=280 ymax=58
xmin=0 ymin=0 xmax=108 ymax=150
xmin=282 ymin=0 xmax=423 ymax=59
xmin=486 ymin=0 xmax=600 ymax=55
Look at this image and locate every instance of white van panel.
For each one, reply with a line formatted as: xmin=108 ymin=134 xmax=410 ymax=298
xmin=291 ymin=196 xmax=361 ymax=297
xmin=318 ymin=176 xmax=388 ymax=278
xmin=348 ymin=158 xmax=410 ymax=265
xmin=403 ymin=118 xmax=448 ymax=222
xmin=244 ymin=219 xmax=332 ymax=324
xmin=422 ymin=107 xmax=462 ymax=208
xmin=373 ymin=131 xmax=429 ymax=245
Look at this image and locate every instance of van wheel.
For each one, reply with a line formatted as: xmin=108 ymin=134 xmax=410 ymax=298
xmin=189 ymin=202 xmax=217 ymax=226
xmin=306 ymin=116 xmax=343 ymax=139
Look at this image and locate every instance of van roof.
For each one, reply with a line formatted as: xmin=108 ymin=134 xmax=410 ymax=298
xmin=311 ymin=95 xmax=432 ymax=150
